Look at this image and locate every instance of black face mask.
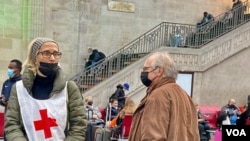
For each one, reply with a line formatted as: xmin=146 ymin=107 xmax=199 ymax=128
xmin=39 ymin=62 xmax=59 ymax=77
xmin=88 ymin=101 xmax=93 ymax=106
xmin=140 ymin=72 xmax=152 ymax=87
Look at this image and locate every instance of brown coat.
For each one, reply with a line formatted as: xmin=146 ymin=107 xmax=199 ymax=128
xmin=128 ymin=78 xmax=200 ymax=141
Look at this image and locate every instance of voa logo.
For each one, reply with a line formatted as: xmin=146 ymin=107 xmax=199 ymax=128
xmin=226 ymin=129 xmax=246 ymax=136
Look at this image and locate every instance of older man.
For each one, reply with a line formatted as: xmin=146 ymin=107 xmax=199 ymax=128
xmin=221 ymin=98 xmax=240 ymax=125
xmin=129 ymin=52 xmax=200 ymax=141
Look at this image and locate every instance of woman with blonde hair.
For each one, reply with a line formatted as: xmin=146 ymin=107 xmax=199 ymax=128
xmin=111 ymin=97 xmax=136 ymax=137
xmin=5 ymin=37 xmax=87 ymax=141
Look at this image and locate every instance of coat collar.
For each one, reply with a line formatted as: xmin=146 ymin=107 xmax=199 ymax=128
xmin=136 ymin=78 xmax=176 ymax=111
xmin=22 ymin=66 xmax=66 ymax=95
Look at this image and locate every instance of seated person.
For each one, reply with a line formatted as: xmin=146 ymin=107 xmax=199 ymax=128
xmin=107 ymin=98 xmax=119 ymax=121
xmin=197 ymin=12 xmax=214 ymax=31
xmin=196 ymin=104 xmax=211 ymax=140
xmin=111 ymin=98 xmax=136 ymax=137
xmin=84 ymin=96 xmax=102 ymax=121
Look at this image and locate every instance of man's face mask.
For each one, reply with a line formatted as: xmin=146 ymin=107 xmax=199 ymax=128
xmin=7 ymin=69 xmax=15 ymax=78
xmin=140 ymin=67 xmax=158 ymax=87
xmin=140 ymin=71 xmax=152 ymax=87
xmin=39 ymin=62 xmax=59 ymax=77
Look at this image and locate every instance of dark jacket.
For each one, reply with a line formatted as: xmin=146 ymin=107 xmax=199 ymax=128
xmin=107 ymin=106 xmax=119 ymax=120
xmin=110 ymin=84 xmax=125 ymax=109
xmin=88 ymin=49 xmax=100 ymax=63
xmin=0 ymin=75 xmax=22 ymax=106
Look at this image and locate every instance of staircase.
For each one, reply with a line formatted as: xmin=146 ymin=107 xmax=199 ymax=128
xmin=69 ymin=1 xmax=250 ymax=94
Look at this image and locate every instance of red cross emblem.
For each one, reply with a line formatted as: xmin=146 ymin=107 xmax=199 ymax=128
xmin=33 ymin=109 xmax=58 ymax=139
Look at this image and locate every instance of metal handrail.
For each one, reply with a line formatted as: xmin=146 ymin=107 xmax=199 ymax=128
xmin=69 ymin=1 xmax=250 ymax=93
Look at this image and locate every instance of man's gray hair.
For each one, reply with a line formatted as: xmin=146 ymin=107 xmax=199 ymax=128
xmin=151 ymin=52 xmax=178 ymax=80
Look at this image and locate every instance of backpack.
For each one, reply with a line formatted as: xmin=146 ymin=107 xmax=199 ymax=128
xmin=98 ymin=51 xmax=106 ymax=61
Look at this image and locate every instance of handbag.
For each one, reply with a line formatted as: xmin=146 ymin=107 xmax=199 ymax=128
xmin=110 ymin=116 xmax=118 ymax=128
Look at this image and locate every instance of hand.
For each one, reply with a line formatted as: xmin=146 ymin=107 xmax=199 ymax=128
xmin=93 ymin=114 xmax=98 ymax=120
xmin=1 ymin=95 xmax=7 ymax=106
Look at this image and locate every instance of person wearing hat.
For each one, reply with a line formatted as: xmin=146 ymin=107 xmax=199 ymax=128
xmin=4 ymin=37 xmax=87 ymax=141
xmin=123 ymin=83 xmax=130 ymax=91
xmin=109 ymin=83 xmax=130 ymax=109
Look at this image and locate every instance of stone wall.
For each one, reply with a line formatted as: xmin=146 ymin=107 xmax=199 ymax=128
xmin=83 ymin=21 xmax=250 ymax=108
xmin=0 ymin=0 xmax=232 ymax=91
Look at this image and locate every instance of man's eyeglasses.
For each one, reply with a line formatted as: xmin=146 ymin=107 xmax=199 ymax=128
xmin=141 ymin=66 xmax=158 ymax=72
xmin=37 ymin=51 xmax=62 ymax=59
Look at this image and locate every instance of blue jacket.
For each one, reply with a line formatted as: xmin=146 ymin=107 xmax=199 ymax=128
xmin=1 ymin=75 xmax=22 ymax=106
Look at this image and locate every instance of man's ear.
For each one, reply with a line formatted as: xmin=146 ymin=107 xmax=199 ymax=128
xmin=157 ymin=67 xmax=164 ymax=76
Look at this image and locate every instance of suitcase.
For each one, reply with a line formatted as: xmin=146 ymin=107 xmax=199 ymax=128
xmin=94 ymin=103 xmax=112 ymax=141
xmin=95 ymin=127 xmax=111 ymax=141
xmin=86 ymin=108 xmax=105 ymax=141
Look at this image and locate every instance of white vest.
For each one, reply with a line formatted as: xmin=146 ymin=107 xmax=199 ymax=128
xmin=16 ymin=81 xmax=68 ymax=141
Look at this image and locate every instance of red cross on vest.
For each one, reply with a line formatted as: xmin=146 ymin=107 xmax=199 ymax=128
xmin=33 ymin=109 xmax=58 ymax=139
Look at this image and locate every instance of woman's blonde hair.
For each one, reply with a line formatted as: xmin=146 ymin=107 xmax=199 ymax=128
xmin=119 ymin=98 xmax=136 ymax=119
xmin=23 ymin=38 xmax=39 ymax=73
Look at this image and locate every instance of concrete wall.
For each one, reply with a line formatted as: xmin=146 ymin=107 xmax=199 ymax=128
xmin=199 ymin=47 xmax=250 ymax=106
xmin=83 ymin=21 xmax=250 ymax=108
xmin=43 ymin=0 xmax=232 ymax=75
xmin=0 ymin=0 xmax=233 ymax=94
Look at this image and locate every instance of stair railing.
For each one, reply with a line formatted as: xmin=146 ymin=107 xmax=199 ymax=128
xmin=69 ymin=0 xmax=250 ymax=93
xmin=69 ymin=22 xmax=195 ymax=93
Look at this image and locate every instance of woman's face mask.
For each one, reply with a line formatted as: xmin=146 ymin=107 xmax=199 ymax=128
xmin=38 ymin=62 xmax=59 ymax=77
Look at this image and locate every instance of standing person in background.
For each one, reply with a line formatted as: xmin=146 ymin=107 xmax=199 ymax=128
xmin=1 ymin=59 xmax=22 ymax=110
xmin=232 ymin=0 xmax=244 ymax=25
xmin=0 ymin=59 xmax=22 ymax=141
xmin=129 ymin=52 xmax=199 ymax=141
xmin=197 ymin=12 xmax=214 ymax=31
xmin=109 ymin=83 xmax=130 ymax=110
xmin=4 ymin=37 xmax=87 ymax=141
xmin=84 ymin=47 xmax=100 ymax=70
xmin=221 ymin=98 xmax=241 ymax=125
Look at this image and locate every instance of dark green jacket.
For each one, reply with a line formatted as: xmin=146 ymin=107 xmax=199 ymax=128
xmin=5 ymin=67 xmax=87 ymax=141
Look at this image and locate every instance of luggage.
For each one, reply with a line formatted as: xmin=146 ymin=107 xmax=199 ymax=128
xmin=86 ymin=121 xmax=104 ymax=141
xmin=94 ymin=103 xmax=112 ymax=141
xmin=94 ymin=127 xmax=111 ymax=141
xmin=86 ymin=108 xmax=105 ymax=141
